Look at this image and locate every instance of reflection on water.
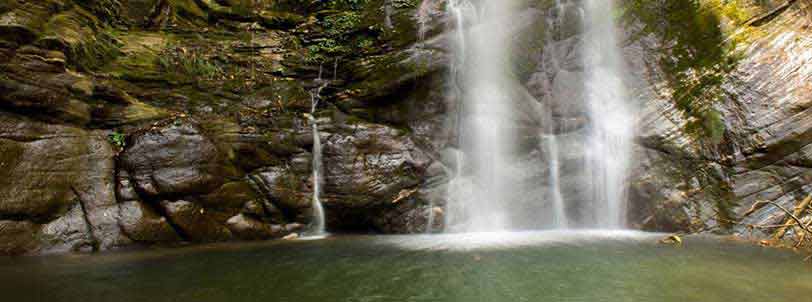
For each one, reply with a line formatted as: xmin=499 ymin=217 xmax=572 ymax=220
xmin=1 ymin=232 xmax=810 ymax=302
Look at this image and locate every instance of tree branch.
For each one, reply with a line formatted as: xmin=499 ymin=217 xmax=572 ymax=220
xmin=747 ymin=199 xmax=812 ymax=239
xmin=774 ymin=195 xmax=812 ymax=239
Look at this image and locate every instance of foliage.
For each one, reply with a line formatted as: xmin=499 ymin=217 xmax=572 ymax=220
xmin=357 ymin=37 xmax=375 ymax=50
xmin=322 ymin=0 xmax=369 ymax=10
xmin=304 ymin=9 xmax=371 ymax=64
xmin=323 ymin=11 xmax=362 ymax=36
xmin=108 ymin=131 xmax=126 ymax=148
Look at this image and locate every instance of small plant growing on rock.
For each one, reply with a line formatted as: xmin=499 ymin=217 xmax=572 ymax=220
xmin=109 ymin=131 xmax=126 ymax=148
xmin=325 ymin=0 xmax=369 ymax=10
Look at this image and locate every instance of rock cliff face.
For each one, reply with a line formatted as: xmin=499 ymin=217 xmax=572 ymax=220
xmin=0 ymin=0 xmax=445 ymax=254
xmin=624 ymin=0 xmax=812 ymax=243
xmin=0 ymin=0 xmax=811 ymax=254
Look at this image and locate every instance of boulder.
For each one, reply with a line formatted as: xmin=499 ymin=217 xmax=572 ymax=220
xmin=225 ymin=214 xmax=287 ymax=240
xmin=158 ymin=200 xmax=233 ymax=242
xmin=118 ymin=200 xmax=181 ymax=243
xmin=322 ymin=122 xmax=433 ymax=208
xmin=0 ymin=112 xmax=126 ymax=252
xmin=120 ymin=121 xmax=226 ymax=198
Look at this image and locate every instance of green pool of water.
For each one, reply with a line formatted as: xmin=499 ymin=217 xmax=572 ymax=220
xmin=1 ymin=231 xmax=809 ymax=302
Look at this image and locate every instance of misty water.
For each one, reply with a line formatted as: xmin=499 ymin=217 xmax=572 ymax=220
xmin=443 ymin=0 xmax=636 ymax=231
xmin=1 ymin=232 xmax=810 ymax=302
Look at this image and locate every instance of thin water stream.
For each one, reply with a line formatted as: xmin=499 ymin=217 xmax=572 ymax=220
xmin=306 ymin=76 xmax=328 ymax=237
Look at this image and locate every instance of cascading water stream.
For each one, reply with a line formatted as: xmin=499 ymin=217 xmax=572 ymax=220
xmin=444 ymin=0 xmax=519 ymax=233
xmin=542 ymin=0 xmax=571 ymax=229
xmin=544 ymin=134 xmax=568 ymax=228
xmin=435 ymin=0 xmax=634 ymax=232
xmin=306 ymin=76 xmax=328 ymax=237
xmin=582 ymin=0 xmax=634 ymax=229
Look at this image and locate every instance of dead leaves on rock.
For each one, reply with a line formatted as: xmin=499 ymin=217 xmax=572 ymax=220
xmin=658 ymin=234 xmax=683 ymax=246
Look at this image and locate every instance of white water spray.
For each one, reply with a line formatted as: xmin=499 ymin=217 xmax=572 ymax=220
xmin=444 ymin=0 xmax=520 ymax=232
xmin=583 ymin=0 xmax=634 ymax=229
xmin=437 ymin=0 xmax=634 ymax=232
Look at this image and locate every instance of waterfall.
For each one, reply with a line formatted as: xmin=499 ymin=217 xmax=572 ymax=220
xmin=541 ymin=0 xmax=634 ymax=228
xmin=437 ymin=0 xmax=633 ymax=232
xmin=542 ymin=0 xmax=570 ymax=229
xmin=307 ymin=79 xmax=328 ymax=236
xmin=384 ymin=0 xmax=394 ymax=29
xmin=583 ymin=0 xmax=634 ymax=229
xmin=544 ymin=135 xmax=569 ymax=228
xmin=444 ymin=0 xmax=519 ymax=232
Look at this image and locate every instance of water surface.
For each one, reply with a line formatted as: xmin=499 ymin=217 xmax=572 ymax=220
xmin=0 ymin=231 xmax=809 ymax=302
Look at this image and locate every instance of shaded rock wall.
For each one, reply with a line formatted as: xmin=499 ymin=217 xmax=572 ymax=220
xmin=0 ymin=0 xmax=445 ymax=254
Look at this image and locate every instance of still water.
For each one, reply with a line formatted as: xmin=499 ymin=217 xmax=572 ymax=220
xmin=0 ymin=231 xmax=809 ymax=302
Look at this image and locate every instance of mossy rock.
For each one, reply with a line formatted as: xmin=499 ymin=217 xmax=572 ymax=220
xmin=258 ymin=10 xmax=305 ymax=29
xmin=99 ymin=31 xmax=168 ymax=81
xmin=91 ymin=99 xmax=170 ymax=127
xmin=250 ymin=79 xmax=310 ymax=111
xmin=39 ymin=7 xmax=122 ymax=71
xmin=342 ymin=50 xmax=437 ymax=105
xmin=0 ymin=2 xmax=57 ymax=45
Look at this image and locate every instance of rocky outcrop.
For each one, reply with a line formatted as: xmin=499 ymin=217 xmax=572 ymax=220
xmin=0 ymin=0 xmax=444 ymax=254
xmin=624 ymin=0 xmax=812 ymax=243
xmin=0 ymin=113 xmax=125 ymax=253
